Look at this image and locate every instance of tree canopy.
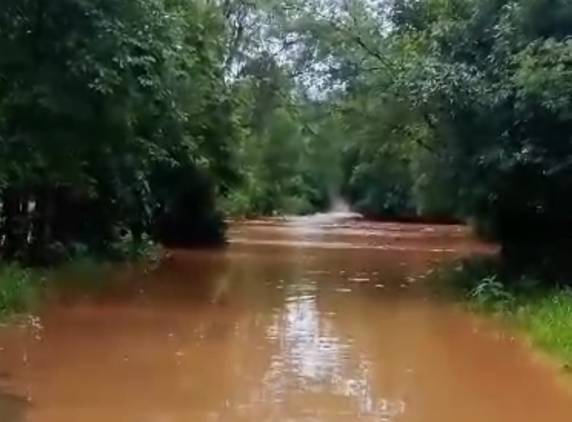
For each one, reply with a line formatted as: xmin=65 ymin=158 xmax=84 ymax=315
xmin=1 ymin=0 xmax=572 ymax=263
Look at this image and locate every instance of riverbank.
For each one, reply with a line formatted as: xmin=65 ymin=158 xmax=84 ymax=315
xmin=441 ymin=258 xmax=572 ymax=367
xmin=0 ymin=240 xmax=164 ymax=319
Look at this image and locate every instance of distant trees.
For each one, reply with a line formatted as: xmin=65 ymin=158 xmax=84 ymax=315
xmin=272 ymin=0 xmax=572 ymax=244
xmin=2 ymin=0 xmax=572 ymax=264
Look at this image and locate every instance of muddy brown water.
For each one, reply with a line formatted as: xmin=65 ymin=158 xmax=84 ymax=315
xmin=1 ymin=217 xmax=572 ymax=421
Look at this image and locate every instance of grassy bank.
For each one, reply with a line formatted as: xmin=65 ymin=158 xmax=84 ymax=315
xmin=0 ymin=238 xmax=163 ymax=319
xmin=441 ymin=259 xmax=572 ymax=366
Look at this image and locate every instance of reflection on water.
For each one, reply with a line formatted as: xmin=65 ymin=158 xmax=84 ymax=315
xmin=261 ymin=279 xmax=404 ymax=421
xmin=0 ymin=217 xmax=571 ymax=421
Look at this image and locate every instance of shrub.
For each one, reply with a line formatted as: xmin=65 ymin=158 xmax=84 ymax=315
xmin=0 ymin=264 xmax=42 ymax=316
xmin=469 ymin=275 xmax=515 ymax=311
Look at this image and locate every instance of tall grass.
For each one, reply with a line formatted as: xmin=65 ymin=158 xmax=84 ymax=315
xmin=439 ymin=258 xmax=572 ymax=366
xmin=0 ymin=264 xmax=42 ymax=316
xmin=514 ymin=291 xmax=572 ymax=365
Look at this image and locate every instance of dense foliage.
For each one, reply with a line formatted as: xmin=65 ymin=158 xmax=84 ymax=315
xmin=259 ymin=0 xmax=572 ymax=243
xmin=0 ymin=0 xmax=235 ymax=262
xmin=385 ymin=0 xmax=572 ymax=241
xmin=1 ymin=0 xmax=572 ymax=265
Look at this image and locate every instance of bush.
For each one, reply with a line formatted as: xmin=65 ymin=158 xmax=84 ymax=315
xmin=469 ymin=275 xmax=515 ymax=311
xmin=108 ymin=232 xmax=163 ymax=263
xmin=0 ymin=264 xmax=42 ymax=316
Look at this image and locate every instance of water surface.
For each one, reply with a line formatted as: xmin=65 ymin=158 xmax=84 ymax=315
xmin=1 ymin=217 xmax=572 ymax=421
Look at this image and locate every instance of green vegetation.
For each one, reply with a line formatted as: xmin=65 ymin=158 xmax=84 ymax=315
xmin=518 ymin=292 xmax=572 ymax=365
xmin=282 ymin=0 xmax=572 ymax=241
xmin=442 ymin=259 xmax=572 ymax=366
xmin=0 ymin=264 xmax=42 ymax=316
xmin=219 ymin=0 xmax=572 ymax=246
xmin=0 ymin=0 xmax=235 ymax=264
xmin=0 ymin=235 xmax=160 ymax=317
xmin=3 ymin=0 xmax=572 ymax=256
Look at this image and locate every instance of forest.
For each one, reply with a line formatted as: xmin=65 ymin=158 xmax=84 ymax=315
xmin=1 ymin=0 xmax=571 ymax=270
xmin=3 ymin=2 xmax=572 ymax=414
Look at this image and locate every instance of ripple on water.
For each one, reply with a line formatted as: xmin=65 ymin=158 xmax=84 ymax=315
xmin=1 ymin=218 xmax=565 ymax=422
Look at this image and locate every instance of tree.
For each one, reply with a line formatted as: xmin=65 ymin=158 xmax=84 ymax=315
xmin=0 ymin=0 xmax=237 ymax=262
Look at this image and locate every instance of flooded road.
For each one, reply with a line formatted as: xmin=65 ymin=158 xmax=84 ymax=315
xmin=1 ymin=217 xmax=572 ymax=421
